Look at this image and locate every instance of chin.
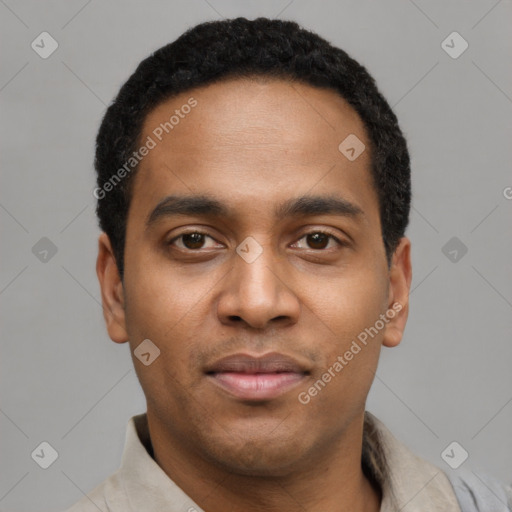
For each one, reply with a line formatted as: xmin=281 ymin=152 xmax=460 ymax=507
xmin=199 ymin=427 xmax=310 ymax=477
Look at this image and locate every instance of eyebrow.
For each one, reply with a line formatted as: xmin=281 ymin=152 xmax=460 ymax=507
xmin=146 ymin=193 xmax=364 ymax=228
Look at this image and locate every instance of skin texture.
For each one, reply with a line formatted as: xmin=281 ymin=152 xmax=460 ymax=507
xmin=97 ymin=77 xmax=412 ymax=512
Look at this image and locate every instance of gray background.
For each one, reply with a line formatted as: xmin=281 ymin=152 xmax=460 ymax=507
xmin=1 ymin=0 xmax=511 ymax=510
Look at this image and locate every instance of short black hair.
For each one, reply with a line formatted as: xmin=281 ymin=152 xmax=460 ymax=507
xmin=95 ymin=17 xmax=411 ymax=277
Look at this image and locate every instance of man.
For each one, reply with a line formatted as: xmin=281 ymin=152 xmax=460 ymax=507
xmin=67 ymin=17 xmax=511 ymax=512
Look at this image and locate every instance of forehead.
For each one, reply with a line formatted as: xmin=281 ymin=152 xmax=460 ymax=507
xmin=142 ymin=77 xmax=368 ymax=156
xmin=129 ymin=77 xmax=378 ymax=227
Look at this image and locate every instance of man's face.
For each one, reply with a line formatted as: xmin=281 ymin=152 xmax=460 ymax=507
xmin=98 ymin=78 xmax=410 ymax=475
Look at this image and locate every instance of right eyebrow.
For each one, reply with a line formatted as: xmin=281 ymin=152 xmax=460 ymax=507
xmin=146 ymin=195 xmax=229 ymax=228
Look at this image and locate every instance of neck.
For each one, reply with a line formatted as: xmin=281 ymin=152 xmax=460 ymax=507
xmin=146 ymin=410 xmax=382 ymax=512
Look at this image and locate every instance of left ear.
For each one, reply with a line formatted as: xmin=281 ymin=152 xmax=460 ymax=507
xmin=382 ymin=237 xmax=412 ymax=348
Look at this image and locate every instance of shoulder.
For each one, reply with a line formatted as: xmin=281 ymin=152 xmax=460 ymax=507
xmin=446 ymin=469 xmax=512 ymax=512
xmin=363 ymin=412 xmax=511 ymax=511
xmin=60 ymin=472 xmax=129 ymax=512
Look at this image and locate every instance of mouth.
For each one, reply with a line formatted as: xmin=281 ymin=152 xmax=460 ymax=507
xmin=204 ymin=352 xmax=310 ymax=401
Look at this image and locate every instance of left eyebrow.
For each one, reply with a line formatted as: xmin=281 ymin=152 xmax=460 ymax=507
xmin=274 ymin=194 xmax=364 ymax=220
xmin=145 ymin=193 xmax=365 ymax=229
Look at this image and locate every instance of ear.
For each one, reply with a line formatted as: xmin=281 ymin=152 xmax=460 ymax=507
xmin=382 ymin=237 xmax=412 ymax=348
xmin=96 ymin=232 xmax=129 ymax=344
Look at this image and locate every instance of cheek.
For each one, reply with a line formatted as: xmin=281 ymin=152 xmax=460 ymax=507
xmin=123 ymin=248 xmax=198 ymax=334
xmin=303 ymin=269 xmax=388 ymax=401
xmin=122 ymin=256 xmax=217 ymax=380
xmin=301 ymin=292 xmax=384 ymax=415
xmin=309 ymin=265 xmax=388 ymax=336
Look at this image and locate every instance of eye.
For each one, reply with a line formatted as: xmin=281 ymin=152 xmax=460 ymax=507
xmin=168 ymin=231 xmax=221 ymax=250
xmin=168 ymin=229 xmax=345 ymax=253
xmin=292 ymin=231 xmax=343 ymax=250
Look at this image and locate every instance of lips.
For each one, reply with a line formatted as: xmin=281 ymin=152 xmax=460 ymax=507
xmin=205 ymin=352 xmax=310 ymax=401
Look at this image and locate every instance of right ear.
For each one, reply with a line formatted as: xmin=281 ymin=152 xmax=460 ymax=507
xmin=96 ymin=233 xmax=129 ymax=344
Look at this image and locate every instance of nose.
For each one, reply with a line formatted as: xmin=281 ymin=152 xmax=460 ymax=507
xmin=216 ymin=243 xmax=301 ymax=330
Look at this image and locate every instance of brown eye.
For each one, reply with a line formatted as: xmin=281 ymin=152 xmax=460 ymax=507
xmin=181 ymin=233 xmax=206 ymax=249
xmin=168 ymin=231 xmax=221 ymax=252
xmin=306 ymin=232 xmax=330 ymax=249
xmin=291 ymin=230 xmax=343 ymax=251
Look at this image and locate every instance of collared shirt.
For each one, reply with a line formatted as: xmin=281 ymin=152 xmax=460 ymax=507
xmin=63 ymin=411 xmax=510 ymax=511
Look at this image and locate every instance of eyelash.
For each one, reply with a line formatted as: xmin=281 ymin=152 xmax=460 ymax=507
xmin=168 ymin=229 xmax=345 ymax=251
